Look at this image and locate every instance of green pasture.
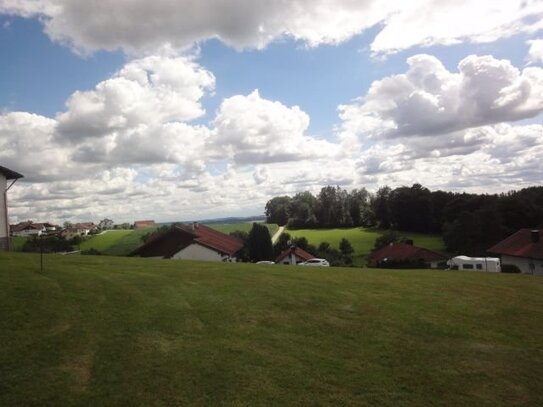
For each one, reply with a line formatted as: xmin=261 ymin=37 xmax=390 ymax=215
xmin=80 ymin=228 xmax=157 ymax=256
xmin=79 ymin=230 xmax=132 ymax=252
xmin=0 ymin=252 xmax=541 ymax=406
xmin=287 ymin=227 xmax=447 ymax=266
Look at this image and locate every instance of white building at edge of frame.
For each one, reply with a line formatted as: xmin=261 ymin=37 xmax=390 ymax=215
xmin=0 ymin=166 xmax=24 ymax=251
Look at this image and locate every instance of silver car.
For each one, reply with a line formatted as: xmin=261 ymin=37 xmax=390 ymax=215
xmin=298 ymin=258 xmax=330 ymax=267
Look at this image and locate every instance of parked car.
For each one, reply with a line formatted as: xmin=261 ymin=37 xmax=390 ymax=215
xmin=298 ymin=258 xmax=330 ymax=267
xmin=256 ymin=260 xmax=275 ymax=265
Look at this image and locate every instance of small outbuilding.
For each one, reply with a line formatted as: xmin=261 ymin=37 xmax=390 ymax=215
xmin=275 ymin=246 xmax=315 ymax=265
xmin=131 ymin=222 xmax=243 ymax=262
xmin=367 ymin=242 xmax=447 ymax=268
xmin=134 ymin=220 xmax=156 ymax=229
xmin=488 ymin=229 xmax=543 ymax=275
xmin=1 ymin=165 xmax=23 ymax=251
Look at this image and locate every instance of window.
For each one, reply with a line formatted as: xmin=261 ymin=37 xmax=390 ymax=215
xmin=476 ymin=264 xmax=483 ymax=270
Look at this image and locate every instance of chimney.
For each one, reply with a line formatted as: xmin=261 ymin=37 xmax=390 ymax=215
xmin=192 ymin=222 xmax=199 ymax=231
xmin=531 ymin=230 xmax=540 ymax=243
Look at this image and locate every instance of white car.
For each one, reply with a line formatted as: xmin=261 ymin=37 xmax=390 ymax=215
xmin=298 ymin=258 xmax=330 ymax=267
xmin=256 ymin=260 xmax=275 ymax=265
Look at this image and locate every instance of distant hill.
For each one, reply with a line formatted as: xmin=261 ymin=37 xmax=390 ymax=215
xmin=157 ymin=215 xmax=266 ymax=226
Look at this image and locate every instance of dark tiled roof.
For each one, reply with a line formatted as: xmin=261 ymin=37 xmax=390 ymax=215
xmin=367 ymin=242 xmax=447 ymax=266
xmin=10 ymin=222 xmax=43 ymax=232
xmin=275 ymin=247 xmax=315 ymax=263
xmin=73 ymin=222 xmax=96 ymax=229
xmin=0 ymin=165 xmax=23 ymax=180
xmin=131 ymin=223 xmax=243 ymax=258
xmin=177 ymin=224 xmax=243 ymax=256
xmin=488 ymin=229 xmax=543 ymax=260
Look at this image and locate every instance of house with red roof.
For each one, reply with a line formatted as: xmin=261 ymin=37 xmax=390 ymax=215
xmin=10 ymin=221 xmax=46 ymax=237
xmin=488 ymin=229 xmax=543 ymax=275
xmin=275 ymin=246 xmax=315 ymax=265
xmin=367 ymin=242 xmax=447 ymax=268
xmin=134 ymin=220 xmax=156 ymax=229
xmin=131 ymin=222 xmax=243 ymax=262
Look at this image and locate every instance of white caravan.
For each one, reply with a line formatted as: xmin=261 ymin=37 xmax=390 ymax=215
xmin=447 ymin=256 xmax=501 ymax=272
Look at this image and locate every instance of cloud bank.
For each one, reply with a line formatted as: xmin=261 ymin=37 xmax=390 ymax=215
xmin=1 ymin=0 xmax=541 ymax=55
xmin=1 ymin=53 xmax=542 ymax=223
xmin=339 ymin=54 xmax=543 ymax=139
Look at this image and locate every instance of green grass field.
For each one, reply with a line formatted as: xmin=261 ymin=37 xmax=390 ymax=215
xmin=287 ymin=227 xmax=447 ymax=266
xmin=0 ymin=252 xmax=541 ymax=405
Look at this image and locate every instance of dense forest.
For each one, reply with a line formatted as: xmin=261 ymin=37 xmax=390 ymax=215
xmin=265 ymin=185 xmax=543 ymax=256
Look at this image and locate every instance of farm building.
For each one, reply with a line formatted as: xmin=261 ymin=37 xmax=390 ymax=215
xmin=275 ymin=246 xmax=315 ymax=265
xmin=10 ymin=221 xmax=46 ymax=237
xmin=488 ymin=229 xmax=543 ymax=275
xmin=0 ymin=166 xmax=23 ymax=251
xmin=72 ymin=222 xmax=97 ymax=235
xmin=131 ymin=222 xmax=243 ymax=262
xmin=367 ymin=242 xmax=447 ymax=268
xmin=134 ymin=220 xmax=156 ymax=229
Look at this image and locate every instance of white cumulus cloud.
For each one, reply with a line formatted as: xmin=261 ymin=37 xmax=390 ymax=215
xmin=56 ymin=55 xmax=215 ymax=141
xmin=527 ymin=39 xmax=543 ymax=64
xmin=212 ymin=90 xmax=338 ymax=164
xmin=339 ymin=54 xmax=543 ymax=139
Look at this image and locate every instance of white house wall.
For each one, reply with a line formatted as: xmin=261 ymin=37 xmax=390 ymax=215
xmin=0 ymin=174 xmax=7 ymax=249
xmin=502 ymin=255 xmax=543 ymax=276
xmin=13 ymin=229 xmax=43 ymax=237
xmin=172 ymin=243 xmax=230 ymax=262
xmin=280 ymin=253 xmax=305 ymax=265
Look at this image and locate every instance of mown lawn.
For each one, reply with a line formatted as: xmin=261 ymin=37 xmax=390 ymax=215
xmin=0 ymin=252 xmax=541 ymax=406
xmin=287 ymin=227 xmax=447 ymax=266
xmin=208 ymin=222 xmax=278 ymax=236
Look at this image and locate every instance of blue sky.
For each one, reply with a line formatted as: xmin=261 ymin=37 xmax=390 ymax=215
xmin=0 ymin=1 xmax=542 ymax=222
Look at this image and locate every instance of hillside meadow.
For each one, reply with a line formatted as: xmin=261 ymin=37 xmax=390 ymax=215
xmin=287 ymin=227 xmax=447 ymax=265
xmin=0 ymin=252 xmax=541 ymax=406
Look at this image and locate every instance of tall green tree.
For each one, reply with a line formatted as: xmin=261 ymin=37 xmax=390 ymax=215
xmin=388 ymin=184 xmax=433 ymax=232
xmin=247 ymin=223 xmax=274 ymax=262
xmin=265 ymin=196 xmax=291 ymax=226
xmin=372 ymin=186 xmax=392 ymax=229
xmin=288 ymin=191 xmax=318 ymax=228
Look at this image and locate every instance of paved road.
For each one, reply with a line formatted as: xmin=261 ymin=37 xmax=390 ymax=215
xmin=271 ymin=226 xmax=285 ymax=244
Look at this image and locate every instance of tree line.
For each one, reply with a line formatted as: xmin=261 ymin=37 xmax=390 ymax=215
xmin=265 ymin=184 xmax=543 ymax=256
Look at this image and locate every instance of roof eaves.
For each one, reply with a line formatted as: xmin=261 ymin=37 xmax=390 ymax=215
xmin=0 ymin=165 xmax=23 ymax=180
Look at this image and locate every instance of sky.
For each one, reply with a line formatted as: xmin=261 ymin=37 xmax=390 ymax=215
xmin=0 ymin=0 xmax=542 ymax=224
